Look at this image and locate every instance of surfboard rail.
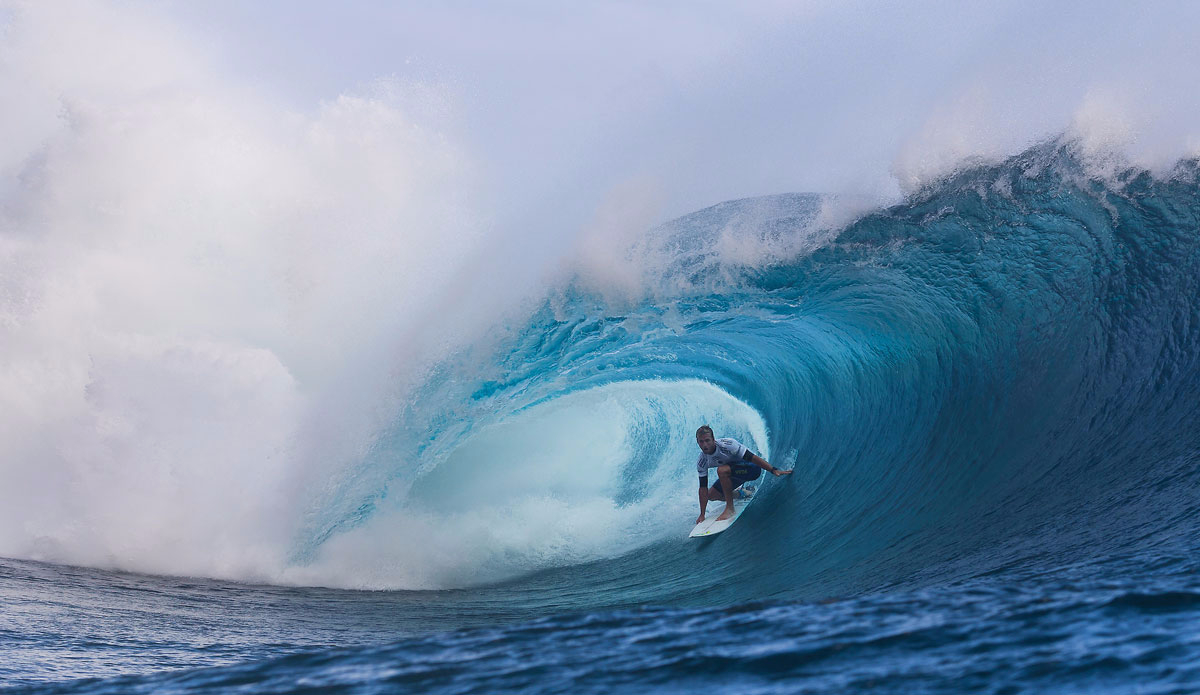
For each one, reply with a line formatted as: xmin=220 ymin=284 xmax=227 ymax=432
xmin=689 ymin=497 xmax=751 ymax=537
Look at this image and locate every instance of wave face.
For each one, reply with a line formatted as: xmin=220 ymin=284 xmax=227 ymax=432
xmin=285 ymin=140 xmax=1200 ymax=606
xmin=8 ymin=140 xmax=1200 ymax=694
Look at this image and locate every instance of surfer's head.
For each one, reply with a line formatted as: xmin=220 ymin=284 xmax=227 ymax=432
xmin=696 ymin=425 xmax=717 ymax=455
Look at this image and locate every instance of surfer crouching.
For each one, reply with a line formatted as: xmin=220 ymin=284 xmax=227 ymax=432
xmin=695 ymin=425 xmax=791 ymax=523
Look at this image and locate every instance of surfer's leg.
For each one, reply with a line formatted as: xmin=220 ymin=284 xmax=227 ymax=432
xmin=708 ymin=479 xmax=725 ymax=501
xmin=728 ymin=463 xmax=757 ymax=497
xmin=716 ymin=465 xmax=736 ymax=520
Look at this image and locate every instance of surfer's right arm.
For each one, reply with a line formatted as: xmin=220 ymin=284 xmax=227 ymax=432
xmin=696 ymin=453 xmax=711 ymax=523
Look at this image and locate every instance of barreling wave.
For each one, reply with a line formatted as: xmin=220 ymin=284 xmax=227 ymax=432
xmin=289 ymin=137 xmax=1200 ymax=605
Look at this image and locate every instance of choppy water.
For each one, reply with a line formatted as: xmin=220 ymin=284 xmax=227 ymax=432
xmin=5 ymin=140 xmax=1200 ymax=693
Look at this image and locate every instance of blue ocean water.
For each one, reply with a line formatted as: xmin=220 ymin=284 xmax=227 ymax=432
xmin=4 ymin=139 xmax=1200 ymax=693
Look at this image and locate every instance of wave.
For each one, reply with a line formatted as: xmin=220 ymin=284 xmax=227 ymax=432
xmin=286 ymin=138 xmax=1200 ymax=601
xmin=5 ymin=134 xmax=1200 ymax=604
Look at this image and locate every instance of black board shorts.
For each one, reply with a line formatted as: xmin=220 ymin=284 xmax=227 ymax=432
xmin=711 ymin=462 xmax=762 ymax=495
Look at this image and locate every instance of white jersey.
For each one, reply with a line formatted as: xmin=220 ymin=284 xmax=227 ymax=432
xmin=696 ymin=438 xmax=749 ymax=479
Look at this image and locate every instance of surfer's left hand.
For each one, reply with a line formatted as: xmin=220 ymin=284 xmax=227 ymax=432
xmin=772 ymin=468 xmax=793 ymax=477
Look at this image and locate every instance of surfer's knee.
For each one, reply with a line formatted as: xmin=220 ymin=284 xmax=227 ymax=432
xmin=717 ymin=464 xmax=732 ymax=478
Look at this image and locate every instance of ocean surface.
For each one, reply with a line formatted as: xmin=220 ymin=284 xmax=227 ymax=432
xmin=4 ymin=140 xmax=1200 ymax=693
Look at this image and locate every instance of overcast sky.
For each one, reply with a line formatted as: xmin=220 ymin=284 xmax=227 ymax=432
xmin=5 ymin=0 xmax=1199 ymax=247
xmin=155 ymin=1 xmax=1200 ymax=218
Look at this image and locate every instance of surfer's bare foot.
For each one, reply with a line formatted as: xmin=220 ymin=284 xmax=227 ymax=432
xmin=716 ymin=510 xmax=734 ymax=521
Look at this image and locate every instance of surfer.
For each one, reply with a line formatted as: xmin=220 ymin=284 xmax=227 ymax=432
xmin=695 ymin=425 xmax=791 ymax=523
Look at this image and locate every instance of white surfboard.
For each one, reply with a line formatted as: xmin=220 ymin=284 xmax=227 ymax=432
xmin=689 ymin=496 xmax=752 ymax=538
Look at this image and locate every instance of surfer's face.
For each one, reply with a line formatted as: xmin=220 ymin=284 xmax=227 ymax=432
xmin=696 ymin=433 xmax=717 ymax=455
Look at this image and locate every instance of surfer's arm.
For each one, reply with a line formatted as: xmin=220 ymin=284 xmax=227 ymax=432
xmin=744 ymin=451 xmax=791 ymax=476
xmin=697 ymin=475 xmax=709 ymax=520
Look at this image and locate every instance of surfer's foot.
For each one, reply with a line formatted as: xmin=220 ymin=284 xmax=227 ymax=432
xmin=716 ymin=510 xmax=734 ymax=521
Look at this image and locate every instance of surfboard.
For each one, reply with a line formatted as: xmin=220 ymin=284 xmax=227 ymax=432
xmin=689 ymin=496 xmax=752 ymax=538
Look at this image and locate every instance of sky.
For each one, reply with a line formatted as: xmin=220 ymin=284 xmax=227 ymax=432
xmin=158 ymin=0 xmax=1200 ymax=216
xmin=7 ymin=0 xmax=1200 ymax=254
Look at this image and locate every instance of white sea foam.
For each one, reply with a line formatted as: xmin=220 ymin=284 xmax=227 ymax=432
xmin=0 ymin=0 xmax=499 ymax=582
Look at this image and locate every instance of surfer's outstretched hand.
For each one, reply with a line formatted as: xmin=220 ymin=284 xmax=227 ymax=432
xmin=772 ymin=468 xmax=794 ymax=477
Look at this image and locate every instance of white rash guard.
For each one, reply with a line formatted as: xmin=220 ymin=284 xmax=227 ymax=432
xmin=696 ymin=437 xmax=749 ymax=485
